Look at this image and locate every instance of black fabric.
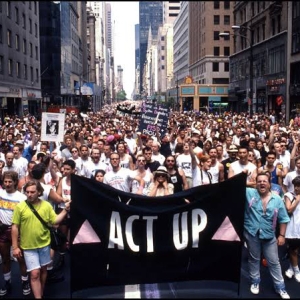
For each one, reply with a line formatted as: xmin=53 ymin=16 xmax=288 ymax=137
xmin=70 ymin=173 xmax=247 ymax=294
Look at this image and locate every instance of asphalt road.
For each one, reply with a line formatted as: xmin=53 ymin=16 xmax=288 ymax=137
xmin=2 ymin=245 xmax=299 ymax=298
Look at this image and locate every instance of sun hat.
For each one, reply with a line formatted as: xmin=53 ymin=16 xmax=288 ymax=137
xmin=153 ymin=166 xmax=170 ymax=178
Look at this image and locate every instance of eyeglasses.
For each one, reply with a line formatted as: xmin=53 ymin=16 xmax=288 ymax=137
xmin=158 ymin=174 xmax=167 ymax=178
xmin=71 ymin=150 xmax=78 ymax=153
xmin=111 ymin=158 xmax=120 ymax=161
xmin=137 ymin=159 xmax=145 ymax=162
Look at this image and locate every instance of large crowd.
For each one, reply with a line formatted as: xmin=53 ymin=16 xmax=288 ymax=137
xmin=0 ymin=102 xmax=299 ymax=299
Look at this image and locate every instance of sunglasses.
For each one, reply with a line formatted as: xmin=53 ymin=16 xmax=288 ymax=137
xmin=137 ymin=159 xmax=145 ymax=162
xmin=71 ymin=150 xmax=78 ymax=153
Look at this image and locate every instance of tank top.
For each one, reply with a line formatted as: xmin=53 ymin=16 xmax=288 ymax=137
xmin=168 ymin=170 xmax=184 ymax=193
xmin=58 ymin=177 xmax=71 ymax=208
xmin=210 ymin=161 xmax=220 ymax=183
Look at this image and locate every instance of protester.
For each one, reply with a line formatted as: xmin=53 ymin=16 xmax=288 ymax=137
xmin=11 ymin=180 xmax=71 ymax=299
xmin=92 ymin=169 xmax=106 ymax=182
xmin=0 ymin=171 xmax=30 ymax=296
xmin=244 ymin=172 xmax=290 ymax=298
xmin=148 ymin=166 xmax=174 ymax=196
xmin=283 ymin=176 xmax=300 ymax=283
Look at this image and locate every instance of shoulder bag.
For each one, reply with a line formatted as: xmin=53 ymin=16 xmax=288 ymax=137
xmin=25 ymin=200 xmax=67 ymax=250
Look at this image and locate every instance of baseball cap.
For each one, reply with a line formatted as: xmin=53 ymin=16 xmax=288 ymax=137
xmin=227 ymin=145 xmax=238 ymax=153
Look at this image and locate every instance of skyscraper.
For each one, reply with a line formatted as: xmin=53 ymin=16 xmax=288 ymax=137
xmin=139 ymin=1 xmax=163 ymax=96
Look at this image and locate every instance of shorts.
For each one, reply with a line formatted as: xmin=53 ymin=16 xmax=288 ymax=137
xmin=23 ymin=245 xmax=51 ymax=272
xmin=286 ymin=238 xmax=300 ymax=250
xmin=55 ymin=207 xmax=70 ymax=226
xmin=0 ymin=226 xmax=12 ymax=243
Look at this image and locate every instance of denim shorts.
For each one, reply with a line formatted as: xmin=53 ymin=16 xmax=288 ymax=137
xmin=23 ymin=245 xmax=52 ymax=272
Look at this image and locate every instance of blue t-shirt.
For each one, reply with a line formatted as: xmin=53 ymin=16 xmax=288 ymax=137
xmin=244 ymin=187 xmax=290 ymax=239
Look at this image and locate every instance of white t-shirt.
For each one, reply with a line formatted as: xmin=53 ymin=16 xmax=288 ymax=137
xmin=103 ymin=168 xmax=137 ymax=193
xmin=0 ymin=190 xmax=27 ymax=225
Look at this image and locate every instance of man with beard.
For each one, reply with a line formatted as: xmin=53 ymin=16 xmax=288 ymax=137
xmin=222 ymin=145 xmax=239 ymax=181
xmin=82 ymin=147 xmax=107 ymax=178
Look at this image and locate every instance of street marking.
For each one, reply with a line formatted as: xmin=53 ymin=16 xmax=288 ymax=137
xmin=125 ymin=284 xmax=141 ymax=298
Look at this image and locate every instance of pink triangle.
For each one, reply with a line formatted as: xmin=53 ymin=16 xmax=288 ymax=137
xmin=212 ymin=216 xmax=241 ymax=241
xmin=73 ymin=220 xmax=101 ymax=244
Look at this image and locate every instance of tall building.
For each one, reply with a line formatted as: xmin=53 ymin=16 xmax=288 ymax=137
xmin=0 ymin=1 xmax=41 ymax=118
xmin=229 ymin=1 xmax=288 ymax=116
xmin=139 ymin=1 xmax=163 ymax=96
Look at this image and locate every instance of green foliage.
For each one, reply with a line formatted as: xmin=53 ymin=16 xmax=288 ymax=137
xmin=116 ymin=90 xmax=127 ymax=101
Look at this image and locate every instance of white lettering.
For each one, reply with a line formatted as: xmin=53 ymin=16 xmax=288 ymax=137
xmin=143 ymin=216 xmax=158 ymax=252
xmin=173 ymin=212 xmax=189 ymax=250
xmin=192 ymin=209 xmax=207 ymax=248
xmin=108 ymin=211 xmax=124 ymax=249
xmin=126 ymin=215 xmax=139 ymax=252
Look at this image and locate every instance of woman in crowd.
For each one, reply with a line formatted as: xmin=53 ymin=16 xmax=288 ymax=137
xmin=147 ymin=166 xmax=174 ymax=196
xmin=92 ymin=169 xmax=106 ymax=183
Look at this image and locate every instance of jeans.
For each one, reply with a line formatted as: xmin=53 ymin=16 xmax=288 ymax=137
xmin=244 ymin=230 xmax=286 ymax=291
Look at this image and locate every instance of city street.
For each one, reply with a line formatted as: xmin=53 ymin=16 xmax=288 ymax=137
xmin=2 ymin=245 xmax=299 ymax=298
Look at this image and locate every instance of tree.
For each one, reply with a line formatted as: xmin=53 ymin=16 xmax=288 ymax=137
xmin=116 ymin=90 xmax=127 ymax=101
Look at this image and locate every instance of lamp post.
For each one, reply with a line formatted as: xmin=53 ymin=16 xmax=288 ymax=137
xmin=176 ymin=74 xmax=179 ymax=112
xmin=220 ymin=25 xmax=253 ymax=117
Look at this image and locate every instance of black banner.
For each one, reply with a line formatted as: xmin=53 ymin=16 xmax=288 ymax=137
xmin=70 ymin=173 xmax=246 ymax=294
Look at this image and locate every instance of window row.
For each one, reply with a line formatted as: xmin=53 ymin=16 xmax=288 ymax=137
xmin=212 ymin=62 xmax=229 ymax=72
xmin=213 ymin=15 xmax=230 ymax=25
xmin=4 ymin=1 xmax=38 ymax=18
xmin=0 ymin=56 xmax=39 ymax=82
xmin=1 ymin=28 xmax=39 ymax=59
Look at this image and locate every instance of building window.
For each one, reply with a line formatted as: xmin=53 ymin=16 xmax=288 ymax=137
xmin=8 ymin=59 xmax=13 ymax=76
xmin=161 ymin=55 xmax=164 ymax=60
xmin=214 ymin=31 xmax=220 ymax=40
xmin=35 ymin=23 xmax=38 ymax=37
xmin=161 ymin=46 xmax=164 ymax=50
xmin=16 ymin=61 xmax=20 ymax=78
xmin=161 ymin=65 xmax=165 ymax=70
xmin=161 ymin=36 xmax=164 ymax=41
xmin=213 ymin=62 xmax=219 ymax=72
xmin=224 ymin=62 xmax=229 ymax=72
xmin=15 ymin=34 xmax=19 ymax=50
xmin=24 ymin=64 xmax=27 ymax=79
xmin=30 ymin=43 xmax=33 ymax=57
xmin=262 ymin=23 xmax=265 ymax=40
xmin=0 ymin=25 xmax=2 ymax=43
xmin=22 ymin=13 xmax=26 ymax=29
xmin=36 ymin=68 xmax=39 ymax=82
xmin=224 ymin=46 xmax=230 ymax=56
xmin=251 ymin=2 xmax=255 ymax=16
xmin=34 ymin=1 xmax=37 ymax=14
xmin=292 ymin=33 xmax=300 ymax=54
xmin=224 ymin=15 xmax=230 ymax=25
xmin=268 ymin=45 xmax=285 ymax=74
xmin=214 ymin=1 xmax=220 ymax=9
xmin=7 ymin=30 xmax=12 ymax=47
xmin=277 ymin=15 xmax=281 ymax=33
xmin=223 ymin=31 xmax=230 ymax=40
xmin=29 ymin=18 xmax=32 ymax=33
xmin=35 ymin=46 xmax=38 ymax=60
xmin=23 ymin=39 xmax=26 ymax=54
xmin=29 ymin=1 xmax=31 ymax=10
xmin=224 ymin=1 xmax=230 ymax=9
xmin=30 ymin=66 xmax=33 ymax=82
xmin=6 ymin=2 xmax=11 ymax=18
xmin=214 ymin=47 xmax=220 ymax=56
xmin=0 ymin=56 xmax=3 ymax=74
xmin=214 ymin=15 xmax=220 ymax=25
xmin=272 ymin=18 xmax=276 ymax=36
xmin=256 ymin=27 xmax=260 ymax=43
xmin=15 ymin=6 xmax=19 ymax=24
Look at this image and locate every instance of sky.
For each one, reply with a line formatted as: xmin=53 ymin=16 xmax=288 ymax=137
xmin=110 ymin=2 xmax=139 ymax=99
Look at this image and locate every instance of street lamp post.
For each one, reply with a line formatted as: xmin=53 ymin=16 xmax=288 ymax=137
xmin=176 ymin=74 xmax=179 ymax=112
xmin=220 ymin=25 xmax=254 ymax=117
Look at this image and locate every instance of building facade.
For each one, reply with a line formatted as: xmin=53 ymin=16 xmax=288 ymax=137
xmin=229 ymin=1 xmax=288 ymax=117
xmin=0 ymin=1 xmax=41 ymax=119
